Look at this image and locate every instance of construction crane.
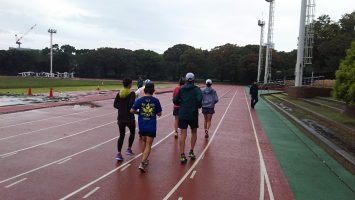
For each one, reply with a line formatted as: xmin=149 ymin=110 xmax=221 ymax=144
xmin=15 ymin=24 xmax=37 ymax=48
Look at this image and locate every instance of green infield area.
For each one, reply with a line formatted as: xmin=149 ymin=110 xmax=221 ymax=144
xmin=0 ymin=76 xmax=173 ymax=94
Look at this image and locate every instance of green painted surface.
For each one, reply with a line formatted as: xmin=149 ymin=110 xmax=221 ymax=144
xmin=252 ymin=91 xmax=355 ymax=199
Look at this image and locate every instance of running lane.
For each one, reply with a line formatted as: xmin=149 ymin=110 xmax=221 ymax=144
xmin=0 ymin=86 xmax=230 ymax=199
xmin=0 ymin=85 xmax=293 ymax=200
xmin=164 ymin=86 xmax=294 ymax=200
xmin=57 ymin=86 xmax=239 ymax=200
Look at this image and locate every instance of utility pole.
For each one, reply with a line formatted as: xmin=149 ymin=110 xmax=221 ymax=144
xmin=257 ymin=20 xmax=265 ymax=83
xmin=48 ymin=29 xmax=57 ymax=77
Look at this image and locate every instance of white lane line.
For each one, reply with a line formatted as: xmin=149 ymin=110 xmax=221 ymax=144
xmin=0 ymin=108 xmax=102 ymax=129
xmin=201 ymin=154 xmax=205 ymax=160
xmin=0 ymin=100 xmax=172 ymax=141
xmin=82 ymin=187 xmax=100 ymax=199
xmin=163 ymin=89 xmax=238 ymax=200
xmin=5 ymin=178 xmax=27 ymax=188
xmin=178 ymin=197 xmax=183 ymax=200
xmin=0 ymin=112 xmax=115 ymax=141
xmin=59 ymin=130 xmax=177 ymax=200
xmin=0 ymin=112 xmax=174 ymax=184
xmin=0 ymin=93 xmax=172 ymax=125
xmin=0 ymin=121 xmax=116 ymax=158
xmin=243 ymin=89 xmax=274 ymax=200
xmin=120 ymin=164 xmax=131 ymax=172
xmin=1 ymin=152 xmax=17 ymax=158
xmin=57 ymin=158 xmax=72 ymax=165
xmin=58 ymin=88 xmax=233 ymax=200
xmin=189 ymin=170 xmax=197 ymax=179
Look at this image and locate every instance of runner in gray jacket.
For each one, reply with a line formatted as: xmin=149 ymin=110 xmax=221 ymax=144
xmin=201 ymin=79 xmax=218 ymax=139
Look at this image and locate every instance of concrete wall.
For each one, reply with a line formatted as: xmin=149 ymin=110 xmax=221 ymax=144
xmin=286 ymin=87 xmax=332 ymax=98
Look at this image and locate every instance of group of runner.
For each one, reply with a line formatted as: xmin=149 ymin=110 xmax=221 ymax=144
xmin=113 ymin=72 xmax=219 ymax=172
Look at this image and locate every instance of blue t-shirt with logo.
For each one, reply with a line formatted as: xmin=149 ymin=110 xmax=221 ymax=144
xmin=132 ymin=96 xmax=162 ymax=133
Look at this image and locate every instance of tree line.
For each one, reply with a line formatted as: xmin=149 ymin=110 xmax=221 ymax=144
xmin=0 ymin=11 xmax=353 ymax=84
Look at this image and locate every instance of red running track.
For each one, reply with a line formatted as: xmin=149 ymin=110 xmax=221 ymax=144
xmin=0 ymin=85 xmax=293 ymax=200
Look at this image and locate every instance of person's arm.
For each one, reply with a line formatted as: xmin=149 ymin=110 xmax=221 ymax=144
xmin=173 ymin=89 xmax=181 ymax=105
xmin=130 ymin=108 xmax=138 ymax=114
xmin=156 ymin=99 xmax=162 ymax=117
xmin=130 ymin=99 xmax=139 ymax=114
xmin=113 ymin=93 xmax=120 ymax=109
xmin=214 ymin=90 xmax=219 ymax=103
xmin=196 ymin=87 xmax=203 ymax=108
xmin=249 ymin=86 xmax=252 ymax=95
xmin=173 ymin=87 xmax=177 ymax=98
xmin=135 ymin=88 xmax=140 ymax=98
xmin=128 ymin=92 xmax=135 ymax=108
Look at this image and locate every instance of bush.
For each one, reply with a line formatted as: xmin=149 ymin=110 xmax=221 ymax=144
xmin=333 ymin=41 xmax=355 ymax=105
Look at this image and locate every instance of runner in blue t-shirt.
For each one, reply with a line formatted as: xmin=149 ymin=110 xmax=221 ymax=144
xmin=130 ymin=82 xmax=162 ymax=172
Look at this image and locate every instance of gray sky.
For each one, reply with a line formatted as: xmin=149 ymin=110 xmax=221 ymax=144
xmin=0 ymin=0 xmax=354 ymax=53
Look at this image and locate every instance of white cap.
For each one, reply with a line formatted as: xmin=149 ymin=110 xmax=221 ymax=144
xmin=185 ymin=72 xmax=195 ymax=81
xmin=144 ymin=79 xmax=151 ymax=85
xmin=206 ymin=79 xmax=212 ymax=84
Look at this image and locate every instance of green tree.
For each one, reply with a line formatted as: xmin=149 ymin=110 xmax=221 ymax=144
xmin=163 ymin=44 xmax=194 ymax=80
xmin=334 ymin=41 xmax=355 ymax=105
xmin=209 ymin=43 xmax=240 ymax=82
xmin=133 ymin=49 xmax=163 ymax=79
xmin=180 ymin=48 xmax=209 ymax=79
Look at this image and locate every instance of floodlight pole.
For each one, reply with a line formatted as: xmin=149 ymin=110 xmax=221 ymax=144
xmin=264 ymin=0 xmax=275 ymax=84
xmin=257 ymin=20 xmax=265 ymax=83
xmin=48 ymin=29 xmax=57 ymax=77
xmin=295 ymin=0 xmax=307 ymax=87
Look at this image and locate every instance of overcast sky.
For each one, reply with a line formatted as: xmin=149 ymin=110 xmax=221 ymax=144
xmin=0 ymin=0 xmax=354 ymax=53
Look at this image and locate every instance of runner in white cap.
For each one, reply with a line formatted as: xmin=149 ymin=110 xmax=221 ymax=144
xmin=201 ymin=79 xmax=218 ymax=139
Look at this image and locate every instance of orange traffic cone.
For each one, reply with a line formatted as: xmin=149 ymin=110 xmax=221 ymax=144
xmin=49 ymin=87 xmax=53 ymax=97
xmin=28 ymin=87 xmax=32 ymax=96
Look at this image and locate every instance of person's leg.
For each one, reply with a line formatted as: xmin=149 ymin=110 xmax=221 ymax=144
xmin=174 ymin=116 xmax=179 ymax=138
xmin=251 ymin=98 xmax=255 ymax=108
xmin=190 ymin=128 xmax=197 ymax=151
xmin=179 ymin=119 xmax=188 ymax=163
xmin=117 ymin=123 xmax=126 ymax=152
xmin=128 ymin=122 xmax=136 ymax=154
xmin=180 ymin=129 xmax=187 ymax=154
xmin=116 ymin=123 xmax=126 ymax=160
xmin=141 ymin=136 xmax=154 ymax=162
xmin=207 ymin=114 xmax=213 ymax=130
xmin=254 ymin=96 xmax=259 ymax=107
xmin=203 ymin=113 xmax=208 ymax=131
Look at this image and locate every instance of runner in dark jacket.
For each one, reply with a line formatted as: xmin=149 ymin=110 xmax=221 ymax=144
xmin=114 ymin=78 xmax=136 ymax=161
xmin=249 ymin=81 xmax=259 ymax=109
xmin=173 ymin=72 xmax=202 ymax=163
xmin=172 ymin=77 xmax=185 ymax=138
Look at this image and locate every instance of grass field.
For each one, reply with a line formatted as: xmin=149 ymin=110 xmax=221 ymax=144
xmin=0 ymin=76 xmax=173 ymax=94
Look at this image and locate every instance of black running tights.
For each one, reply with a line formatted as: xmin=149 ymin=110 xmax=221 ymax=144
xmin=117 ymin=122 xmax=136 ymax=152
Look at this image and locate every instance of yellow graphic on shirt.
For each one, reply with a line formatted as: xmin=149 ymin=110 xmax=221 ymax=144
xmin=141 ymin=99 xmax=155 ymax=118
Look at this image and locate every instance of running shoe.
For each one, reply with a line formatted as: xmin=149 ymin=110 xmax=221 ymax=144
xmin=125 ymin=148 xmax=134 ymax=156
xmin=115 ymin=153 xmax=123 ymax=161
xmin=138 ymin=162 xmax=146 ymax=172
xmin=180 ymin=153 xmax=187 ymax=163
xmin=174 ymin=131 xmax=178 ymax=139
xmin=143 ymin=159 xmax=149 ymax=167
xmin=188 ymin=150 xmax=196 ymax=160
xmin=205 ymin=130 xmax=209 ymax=139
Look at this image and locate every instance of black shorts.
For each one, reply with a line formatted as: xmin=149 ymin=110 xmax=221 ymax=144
xmin=140 ymin=132 xmax=156 ymax=138
xmin=202 ymin=107 xmax=215 ymax=114
xmin=179 ymin=118 xmax=199 ymax=129
xmin=173 ymin=107 xmax=179 ymax=116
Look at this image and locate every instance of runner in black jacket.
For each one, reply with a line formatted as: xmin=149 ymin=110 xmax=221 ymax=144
xmin=249 ymin=81 xmax=259 ymax=109
xmin=114 ymin=78 xmax=136 ymax=161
